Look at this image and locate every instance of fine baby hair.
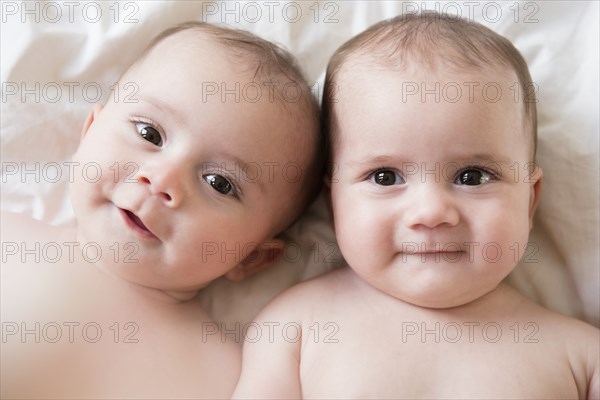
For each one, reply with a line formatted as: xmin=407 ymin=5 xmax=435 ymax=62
xmin=323 ymin=11 xmax=538 ymax=162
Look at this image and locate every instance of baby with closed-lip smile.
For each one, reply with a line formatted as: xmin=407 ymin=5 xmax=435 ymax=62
xmin=233 ymin=12 xmax=599 ymax=399
xmin=1 ymin=22 xmax=322 ymax=399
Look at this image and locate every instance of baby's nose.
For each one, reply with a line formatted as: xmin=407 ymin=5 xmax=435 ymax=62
xmin=137 ymin=163 xmax=184 ymax=208
xmin=403 ymin=184 xmax=460 ymax=229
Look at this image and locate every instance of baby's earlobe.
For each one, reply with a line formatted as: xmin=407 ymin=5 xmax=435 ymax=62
xmin=528 ymin=166 xmax=543 ymax=229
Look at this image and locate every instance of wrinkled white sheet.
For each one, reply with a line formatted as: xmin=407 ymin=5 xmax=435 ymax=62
xmin=1 ymin=1 xmax=598 ymax=327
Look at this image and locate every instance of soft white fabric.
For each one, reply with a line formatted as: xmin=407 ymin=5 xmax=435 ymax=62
xmin=1 ymin=1 xmax=598 ymax=327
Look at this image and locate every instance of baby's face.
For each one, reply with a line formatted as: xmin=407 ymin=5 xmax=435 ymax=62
xmin=330 ymin=65 xmax=541 ymax=308
xmin=70 ymin=31 xmax=310 ymax=294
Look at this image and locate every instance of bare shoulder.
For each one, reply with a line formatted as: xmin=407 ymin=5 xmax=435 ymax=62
xmin=553 ymin=313 xmax=600 ymax=399
xmin=254 ymin=267 xmax=358 ymax=320
xmin=501 ymin=285 xmax=599 ymax=397
xmin=507 ymin=286 xmax=598 ymax=335
xmin=232 ymin=267 xmax=358 ymax=399
xmin=286 ymin=266 xmax=357 ymax=296
xmin=545 ymin=305 xmax=599 ymax=377
xmin=500 ymin=284 xmax=598 ymax=341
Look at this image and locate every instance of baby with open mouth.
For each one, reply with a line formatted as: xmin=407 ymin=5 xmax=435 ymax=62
xmin=1 ymin=21 xmax=323 ymax=399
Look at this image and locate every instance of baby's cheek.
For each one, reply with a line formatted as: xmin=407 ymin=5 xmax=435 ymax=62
xmin=477 ymin=215 xmax=530 ymax=268
xmin=334 ymin=204 xmax=363 ymax=255
xmin=336 ymin=203 xmax=390 ymax=266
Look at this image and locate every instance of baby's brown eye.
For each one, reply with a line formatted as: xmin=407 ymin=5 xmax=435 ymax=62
xmin=371 ymin=170 xmax=404 ymax=186
xmin=203 ymin=174 xmax=235 ymax=196
xmin=136 ymin=123 xmax=162 ymax=146
xmin=455 ymin=169 xmax=491 ymax=186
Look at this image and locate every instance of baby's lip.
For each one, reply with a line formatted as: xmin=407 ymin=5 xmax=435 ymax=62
xmin=402 ymin=250 xmax=465 ymax=254
xmin=119 ymin=208 xmax=159 ymax=240
xmin=401 ymin=250 xmax=465 ymax=256
xmin=399 ymin=242 xmax=467 ymax=254
xmin=399 ymin=245 xmax=467 ymax=255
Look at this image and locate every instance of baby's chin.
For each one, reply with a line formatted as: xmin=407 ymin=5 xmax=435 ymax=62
xmin=377 ymin=280 xmax=502 ymax=310
xmin=77 ymin=250 xmax=210 ymax=304
xmin=399 ymin=293 xmax=488 ymax=309
xmin=103 ymin=265 xmax=206 ymax=303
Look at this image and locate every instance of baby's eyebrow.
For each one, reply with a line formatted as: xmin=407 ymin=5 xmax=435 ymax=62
xmin=347 ymin=155 xmax=400 ymax=169
xmin=452 ymin=153 xmax=513 ymax=166
xmin=346 ymin=153 xmax=513 ymax=168
xmin=137 ymin=95 xmax=189 ymax=127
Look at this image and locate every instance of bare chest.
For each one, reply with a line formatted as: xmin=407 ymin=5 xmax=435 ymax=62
xmin=2 ymin=262 xmax=240 ymax=398
xmin=299 ymin=317 xmax=578 ymax=398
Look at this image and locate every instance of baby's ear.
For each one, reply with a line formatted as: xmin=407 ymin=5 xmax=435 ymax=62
xmin=528 ymin=165 xmax=543 ymax=229
xmin=80 ymin=104 xmax=104 ymax=138
xmin=224 ymin=239 xmax=285 ymax=282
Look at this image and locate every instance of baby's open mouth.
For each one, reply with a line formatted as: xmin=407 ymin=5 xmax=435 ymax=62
xmin=120 ymin=208 xmax=157 ymax=239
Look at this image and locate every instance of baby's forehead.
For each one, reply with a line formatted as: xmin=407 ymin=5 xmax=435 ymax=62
xmin=130 ymin=30 xmax=227 ymax=75
xmin=332 ymin=62 xmax=528 ymax=150
xmin=336 ymin=57 xmax=522 ymax=115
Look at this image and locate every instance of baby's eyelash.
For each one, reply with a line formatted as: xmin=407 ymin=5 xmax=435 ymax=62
xmin=130 ymin=116 xmax=158 ymax=127
xmin=453 ymin=164 xmax=501 ymax=186
xmin=361 ymin=164 xmax=501 ymax=185
xmin=202 ymin=170 xmax=243 ymax=199
xmin=363 ymin=166 xmax=406 ymax=186
xmin=130 ymin=117 xmax=166 ymax=147
xmin=363 ymin=166 xmax=403 ymax=181
xmin=130 ymin=117 xmax=165 ymax=135
xmin=457 ymin=165 xmax=500 ymax=179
